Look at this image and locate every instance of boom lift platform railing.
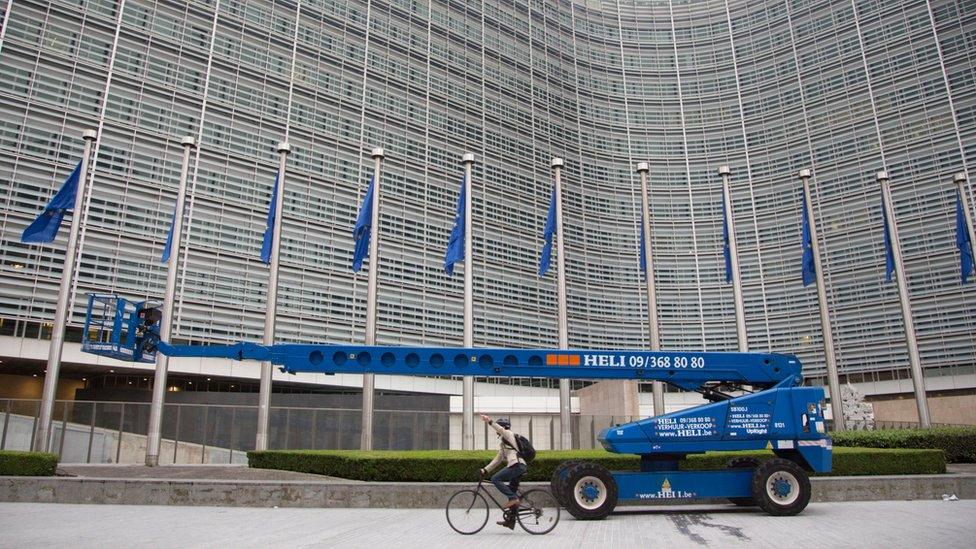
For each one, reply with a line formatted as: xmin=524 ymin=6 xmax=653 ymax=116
xmin=82 ymin=294 xmax=162 ymax=364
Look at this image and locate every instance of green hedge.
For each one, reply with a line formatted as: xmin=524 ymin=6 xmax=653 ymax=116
xmin=0 ymin=451 xmax=59 ymax=476
xmin=249 ymin=450 xmax=635 ymax=482
xmin=831 ymin=427 xmax=976 ymax=463
xmin=681 ymin=447 xmax=944 ymax=476
xmin=248 ymin=447 xmax=944 ymax=481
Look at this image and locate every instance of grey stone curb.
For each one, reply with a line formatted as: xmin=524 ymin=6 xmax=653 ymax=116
xmin=1 ymin=474 xmax=973 ymax=508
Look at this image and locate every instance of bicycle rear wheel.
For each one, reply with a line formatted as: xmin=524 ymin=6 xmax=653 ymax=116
xmin=445 ymin=489 xmax=490 ymax=535
xmin=516 ymin=489 xmax=560 ymax=535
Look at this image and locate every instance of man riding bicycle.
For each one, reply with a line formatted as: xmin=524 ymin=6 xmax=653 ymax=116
xmin=478 ymin=414 xmax=526 ymax=529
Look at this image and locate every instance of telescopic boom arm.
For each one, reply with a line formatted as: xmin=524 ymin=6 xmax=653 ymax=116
xmin=158 ymin=342 xmax=802 ymax=392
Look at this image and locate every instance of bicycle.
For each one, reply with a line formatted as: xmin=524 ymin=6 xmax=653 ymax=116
xmin=445 ymin=475 xmax=560 ymax=535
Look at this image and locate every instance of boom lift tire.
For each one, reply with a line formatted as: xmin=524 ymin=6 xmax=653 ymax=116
xmin=750 ymin=458 xmax=811 ymax=516
xmin=560 ymin=462 xmax=618 ymax=520
xmin=726 ymin=457 xmax=760 ymax=507
xmin=550 ymin=460 xmax=581 ymax=507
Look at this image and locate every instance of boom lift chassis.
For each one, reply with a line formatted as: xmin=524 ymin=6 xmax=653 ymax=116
xmin=159 ymin=341 xmax=831 ymax=518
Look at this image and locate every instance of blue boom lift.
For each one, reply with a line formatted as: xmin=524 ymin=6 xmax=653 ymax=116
xmin=81 ymin=294 xmax=162 ymax=363
xmin=155 ymin=339 xmax=832 ymax=518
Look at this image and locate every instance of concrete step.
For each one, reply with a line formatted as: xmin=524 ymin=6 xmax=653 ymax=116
xmin=1 ymin=474 xmax=974 ymax=508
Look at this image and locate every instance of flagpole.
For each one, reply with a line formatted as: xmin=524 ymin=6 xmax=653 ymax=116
xmin=146 ymin=136 xmax=197 ymax=465
xmin=255 ymin=141 xmax=291 ymax=451
xmin=798 ymin=169 xmax=845 ymax=431
xmin=361 ymin=147 xmax=384 ymax=451
xmin=33 ymin=129 xmax=97 ymax=453
xmin=637 ymin=163 xmax=665 ymax=416
xmin=551 ymin=157 xmax=572 ymax=450
xmin=719 ymin=165 xmax=748 ymax=352
xmin=955 ymin=173 xmax=976 ymax=273
xmin=878 ymin=171 xmax=931 ymax=427
xmin=461 ymin=153 xmax=475 ymax=450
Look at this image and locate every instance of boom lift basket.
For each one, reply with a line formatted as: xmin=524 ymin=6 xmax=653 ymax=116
xmin=81 ymin=293 xmax=161 ymax=363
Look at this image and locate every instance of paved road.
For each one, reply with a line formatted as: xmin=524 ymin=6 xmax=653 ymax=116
xmin=0 ymin=500 xmax=972 ymax=548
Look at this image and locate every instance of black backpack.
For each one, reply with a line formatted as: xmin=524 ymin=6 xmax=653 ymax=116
xmin=506 ymin=433 xmax=536 ymax=463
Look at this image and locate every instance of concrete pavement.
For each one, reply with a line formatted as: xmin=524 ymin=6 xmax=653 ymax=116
xmin=0 ymin=500 xmax=973 ymax=548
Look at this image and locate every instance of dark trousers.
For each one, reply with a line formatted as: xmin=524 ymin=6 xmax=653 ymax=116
xmin=491 ymin=463 xmax=526 ymax=501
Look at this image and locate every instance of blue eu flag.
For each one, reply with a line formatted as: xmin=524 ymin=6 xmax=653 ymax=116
xmin=21 ymin=161 xmax=82 ymax=243
xmin=260 ymin=171 xmax=280 ymax=264
xmin=801 ymin=194 xmax=816 ymax=286
xmin=161 ymin=206 xmax=176 ymax=263
xmin=722 ymin=195 xmax=732 ymax=283
xmin=957 ymin=190 xmax=974 ymax=284
xmin=881 ymin=196 xmax=895 ymax=283
xmin=538 ymin=186 xmax=557 ymax=277
xmin=444 ymin=175 xmax=466 ymax=276
xmin=352 ymin=177 xmax=375 ymax=273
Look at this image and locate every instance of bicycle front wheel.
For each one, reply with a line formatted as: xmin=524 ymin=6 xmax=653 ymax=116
xmin=445 ymin=489 xmax=490 ymax=535
xmin=517 ymin=489 xmax=560 ymax=535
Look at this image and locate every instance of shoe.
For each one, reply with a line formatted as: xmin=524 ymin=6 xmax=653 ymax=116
xmin=503 ymin=499 xmax=520 ymax=509
xmin=496 ymin=520 xmax=515 ymax=530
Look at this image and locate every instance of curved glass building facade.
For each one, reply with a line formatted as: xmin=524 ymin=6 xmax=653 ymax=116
xmin=1 ymin=0 xmax=974 ymax=393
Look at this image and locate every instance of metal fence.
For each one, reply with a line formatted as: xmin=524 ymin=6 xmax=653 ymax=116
xmin=0 ymin=398 xmax=640 ymax=464
xmin=6 ymin=399 xmax=965 ymax=465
